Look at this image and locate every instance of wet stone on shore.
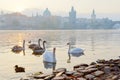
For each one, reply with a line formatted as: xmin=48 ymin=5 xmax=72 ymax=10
xmin=20 ymin=59 xmax=120 ymax=80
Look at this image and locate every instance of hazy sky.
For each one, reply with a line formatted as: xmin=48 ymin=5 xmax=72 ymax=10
xmin=0 ymin=0 xmax=119 ymax=13
xmin=0 ymin=0 xmax=120 ymax=20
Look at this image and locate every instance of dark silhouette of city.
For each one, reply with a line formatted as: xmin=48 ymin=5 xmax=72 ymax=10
xmin=0 ymin=7 xmax=120 ymax=30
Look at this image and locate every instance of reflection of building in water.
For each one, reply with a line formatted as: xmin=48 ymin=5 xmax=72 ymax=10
xmin=42 ymin=32 xmax=60 ymax=49
xmin=68 ymin=32 xmax=76 ymax=47
xmin=91 ymin=33 xmax=95 ymax=51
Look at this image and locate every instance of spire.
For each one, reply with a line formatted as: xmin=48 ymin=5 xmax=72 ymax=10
xmin=91 ymin=9 xmax=96 ymax=20
xmin=46 ymin=8 xmax=48 ymax=11
xmin=69 ymin=6 xmax=76 ymax=24
xmin=92 ymin=9 xmax=95 ymax=15
xmin=71 ymin=6 xmax=74 ymax=11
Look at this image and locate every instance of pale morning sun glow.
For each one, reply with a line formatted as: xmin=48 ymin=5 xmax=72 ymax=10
xmin=0 ymin=0 xmax=119 ymax=13
xmin=14 ymin=7 xmax=26 ymax=12
xmin=0 ymin=0 xmax=120 ymax=20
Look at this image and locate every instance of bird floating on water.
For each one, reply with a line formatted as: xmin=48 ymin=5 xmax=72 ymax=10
xmin=43 ymin=47 xmax=56 ymax=63
xmin=33 ymin=40 xmax=46 ymax=56
xmin=43 ymin=47 xmax=56 ymax=71
xmin=67 ymin=42 xmax=84 ymax=63
xmin=14 ymin=65 xmax=25 ymax=73
xmin=11 ymin=40 xmax=25 ymax=56
xmin=28 ymin=39 xmax=42 ymax=50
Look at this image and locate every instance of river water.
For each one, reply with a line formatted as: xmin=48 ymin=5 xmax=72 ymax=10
xmin=0 ymin=30 xmax=120 ymax=80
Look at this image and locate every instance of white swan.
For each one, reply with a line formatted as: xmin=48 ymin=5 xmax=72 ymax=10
xmin=43 ymin=48 xmax=56 ymax=63
xmin=33 ymin=40 xmax=46 ymax=55
xmin=67 ymin=42 xmax=84 ymax=63
xmin=11 ymin=40 xmax=25 ymax=56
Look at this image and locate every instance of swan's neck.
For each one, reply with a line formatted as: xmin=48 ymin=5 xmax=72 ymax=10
xmin=68 ymin=44 xmax=71 ymax=61
xmin=43 ymin=42 xmax=46 ymax=50
xmin=23 ymin=40 xmax=25 ymax=56
xmin=53 ymin=48 xmax=56 ymax=62
xmin=23 ymin=40 xmax=25 ymax=49
xmin=38 ymin=39 xmax=41 ymax=48
xmin=68 ymin=44 xmax=71 ymax=53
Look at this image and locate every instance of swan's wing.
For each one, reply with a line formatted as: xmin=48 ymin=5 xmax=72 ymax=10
xmin=34 ymin=49 xmax=44 ymax=53
xmin=12 ymin=46 xmax=23 ymax=53
xmin=43 ymin=51 xmax=56 ymax=63
xmin=70 ymin=48 xmax=84 ymax=57
xmin=70 ymin=48 xmax=84 ymax=53
xmin=71 ymin=52 xmax=84 ymax=57
xmin=29 ymin=44 xmax=37 ymax=49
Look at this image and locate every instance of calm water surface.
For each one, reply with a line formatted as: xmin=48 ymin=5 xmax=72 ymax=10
xmin=0 ymin=30 xmax=120 ymax=80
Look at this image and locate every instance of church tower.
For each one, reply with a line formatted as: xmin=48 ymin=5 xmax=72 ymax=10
xmin=91 ymin=9 xmax=96 ymax=20
xmin=69 ymin=6 xmax=76 ymax=24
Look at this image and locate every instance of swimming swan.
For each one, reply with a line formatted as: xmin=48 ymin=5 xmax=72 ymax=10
xmin=67 ymin=42 xmax=84 ymax=63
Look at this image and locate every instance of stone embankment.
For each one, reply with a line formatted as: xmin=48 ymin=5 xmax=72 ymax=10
xmin=21 ymin=59 xmax=120 ymax=80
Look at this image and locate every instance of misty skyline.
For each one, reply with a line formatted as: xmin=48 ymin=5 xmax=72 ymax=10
xmin=0 ymin=0 xmax=120 ymax=20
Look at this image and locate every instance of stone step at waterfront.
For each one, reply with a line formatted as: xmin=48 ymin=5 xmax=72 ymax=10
xmin=21 ymin=59 xmax=120 ymax=80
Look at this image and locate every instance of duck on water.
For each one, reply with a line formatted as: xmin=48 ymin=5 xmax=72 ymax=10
xmin=14 ymin=65 xmax=25 ymax=73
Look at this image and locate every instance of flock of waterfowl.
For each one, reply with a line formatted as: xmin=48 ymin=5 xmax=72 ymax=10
xmin=12 ymin=39 xmax=46 ymax=56
xmin=11 ymin=39 xmax=84 ymax=72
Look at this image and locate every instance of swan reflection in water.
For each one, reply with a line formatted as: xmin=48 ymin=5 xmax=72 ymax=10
xmin=11 ymin=40 xmax=25 ymax=56
xmin=43 ymin=62 xmax=56 ymax=71
xmin=43 ymin=48 xmax=56 ymax=71
xmin=67 ymin=42 xmax=84 ymax=63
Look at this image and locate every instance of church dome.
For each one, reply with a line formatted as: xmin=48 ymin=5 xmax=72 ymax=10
xmin=43 ymin=8 xmax=51 ymax=17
